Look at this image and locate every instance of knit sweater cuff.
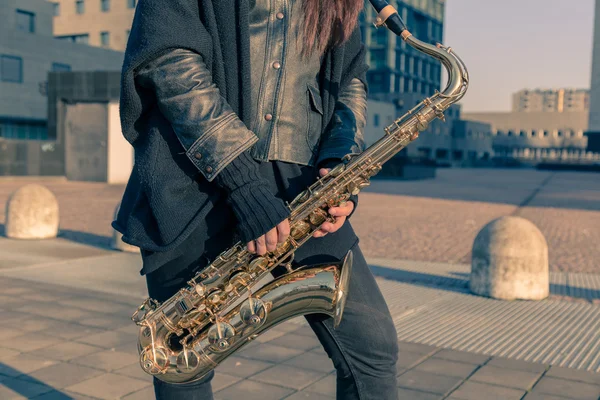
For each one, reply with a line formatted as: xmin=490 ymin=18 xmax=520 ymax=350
xmin=227 ymin=183 xmax=291 ymax=243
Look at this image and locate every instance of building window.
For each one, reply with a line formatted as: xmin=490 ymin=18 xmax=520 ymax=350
xmin=101 ymin=0 xmax=110 ymax=12
xmin=16 ymin=10 xmax=36 ymax=33
xmin=374 ymin=114 xmax=380 ymax=127
xmin=56 ymin=34 xmax=89 ymax=44
xmin=76 ymin=0 xmax=85 ymax=14
xmin=100 ymin=31 xmax=110 ymax=47
xmin=52 ymin=2 xmax=60 ymax=16
xmin=128 ymin=0 xmax=137 ymax=9
xmin=1 ymin=55 xmax=23 ymax=83
xmin=51 ymin=63 xmax=71 ymax=72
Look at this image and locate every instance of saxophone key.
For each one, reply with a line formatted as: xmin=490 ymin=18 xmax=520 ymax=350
xmin=208 ymin=322 xmax=235 ymax=352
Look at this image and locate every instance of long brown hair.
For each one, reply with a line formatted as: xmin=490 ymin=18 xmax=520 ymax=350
xmin=299 ymin=0 xmax=364 ymax=59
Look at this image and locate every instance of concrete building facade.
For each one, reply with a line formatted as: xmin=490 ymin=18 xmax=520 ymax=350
xmin=463 ymin=111 xmax=598 ymax=163
xmin=513 ymin=89 xmax=589 ymax=113
xmin=0 ymin=0 xmax=124 ymax=141
xmin=361 ymin=0 xmax=445 ymax=102
xmin=52 ymin=0 xmax=137 ymax=51
xmin=586 ymin=0 xmax=600 ymax=152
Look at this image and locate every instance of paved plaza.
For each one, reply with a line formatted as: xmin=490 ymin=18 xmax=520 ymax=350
xmin=0 ymin=168 xmax=599 ymax=399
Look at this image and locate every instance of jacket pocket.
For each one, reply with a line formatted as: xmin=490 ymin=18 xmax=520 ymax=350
xmin=306 ymin=83 xmax=324 ymax=156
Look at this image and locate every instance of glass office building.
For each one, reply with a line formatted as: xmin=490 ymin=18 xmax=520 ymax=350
xmin=360 ymin=0 xmax=445 ymax=100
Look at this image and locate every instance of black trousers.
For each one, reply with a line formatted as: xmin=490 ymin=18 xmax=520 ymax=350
xmin=145 ymin=235 xmax=399 ymax=400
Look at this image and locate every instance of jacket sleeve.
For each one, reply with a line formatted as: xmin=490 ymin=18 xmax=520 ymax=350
xmin=136 ymin=48 xmax=290 ymax=243
xmin=315 ymin=77 xmax=368 ymax=219
xmin=316 ymin=77 xmax=368 ymax=166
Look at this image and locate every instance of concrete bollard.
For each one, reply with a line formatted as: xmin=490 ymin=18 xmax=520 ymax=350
xmin=470 ymin=216 xmax=549 ymax=301
xmin=111 ymin=202 xmax=139 ymax=253
xmin=5 ymin=184 xmax=59 ymax=239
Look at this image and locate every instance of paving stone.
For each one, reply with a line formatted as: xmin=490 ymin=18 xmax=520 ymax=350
xmin=114 ymin=363 xmax=153 ymax=382
xmin=292 ymin=325 xmax=317 ymax=337
xmin=16 ymin=303 xmax=92 ymax=322
xmin=486 ymin=357 xmax=549 ymax=373
xmin=283 ymin=352 xmax=335 ymax=373
xmin=0 ymin=377 xmax=54 ymax=399
xmin=214 ymin=379 xmax=295 ymax=400
xmin=34 ymin=341 xmax=103 ymax=361
xmin=545 ymin=366 xmax=600 ymax=385
xmin=523 ymin=393 xmax=577 ymax=400
xmin=0 ymin=354 xmax=58 ymax=377
xmin=397 ymin=388 xmax=445 ymax=400
xmin=397 ymin=341 xmax=440 ymax=355
xmin=15 ymin=362 xmax=104 ymax=389
xmin=470 ymin=365 xmax=542 ymax=390
xmin=66 ymin=373 xmax=151 ymax=400
xmin=531 ymin=376 xmax=600 ymax=400
xmin=71 ymin=349 xmax=138 ymax=371
xmin=396 ymin=370 xmax=463 ymax=395
xmin=236 ymin=343 xmax=304 ymax=363
xmin=284 ymin=391 xmax=335 ymax=399
xmin=0 ymin=327 xmax=26 ymax=341
xmin=3 ymin=332 xmax=63 ymax=352
xmin=303 ymin=373 xmax=336 ymax=396
xmin=395 ymin=351 xmax=430 ymax=369
xmin=78 ymin=315 xmax=134 ymax=330
xmin=448 ymin=381 xmax=525 ymax=400
xmin=41 ymin=322 xmax=106 ymax=340
xmin=57 ymin=298 xmax=133 ymax=315
xmin=116 ymin=324 xmax=141 ymax=336
xmin=0 ymin=347 xmax=21 ymax=360
xmin=212 ymin=372 xmax=243 ymax=391
xmin=21 ymin=292 xmax=64 ymax=303
xmin=122 ymin=386 xmax=155 ymax=400
xmin=275 ymin=320 xmax=308 ymax=333
xmin=268 ymin=333 xmax=321 ymax=351
xmin=216 ymin=356 xmax=274 ymax=378
xmin=33 ymin=390 xmax=100 ymax=400
xmin=111 ymin=342 xmax=140 ymax=356
xmin=253 ymin=328 xmax=287 ymax=343
xmin=414 ymin=358 xmax=479 ymax=379
xmin=11 ymin=317 xmax=60 ymax=333
xmin=432 ymin=350 xmax=490 ymax=365
xmin=76 ymin=330 xmax=137 ymax=349
xmin=251 ymin=364 xmax=328 ymax=390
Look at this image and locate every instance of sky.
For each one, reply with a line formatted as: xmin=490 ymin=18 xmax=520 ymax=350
xmin=442 ymin=0 xmax=595 ymax=113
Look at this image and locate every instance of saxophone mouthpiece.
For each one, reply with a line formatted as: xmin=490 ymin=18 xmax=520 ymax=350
xmin=368 ymin=0 xmax=408 ymax=37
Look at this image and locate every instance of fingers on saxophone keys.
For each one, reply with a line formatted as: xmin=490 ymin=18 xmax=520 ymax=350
xmin=247 ymin=241 xmax=256 ymax=254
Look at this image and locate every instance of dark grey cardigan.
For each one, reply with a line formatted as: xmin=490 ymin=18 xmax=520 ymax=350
xmin=113 ymin=0 xmax=369 ymax=252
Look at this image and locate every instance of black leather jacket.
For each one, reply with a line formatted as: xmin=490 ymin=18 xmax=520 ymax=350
xmin=135 ymin=0 xmax=367 ymax=182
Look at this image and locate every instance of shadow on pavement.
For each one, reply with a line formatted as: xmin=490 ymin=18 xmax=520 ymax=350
xmin=369 ymin=264 xmax=600 ymax=301
xmin=0 ymin=362 xmax=74 ymax=399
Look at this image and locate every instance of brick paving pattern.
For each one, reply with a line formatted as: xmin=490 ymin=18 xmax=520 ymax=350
xmin=0 ymin=277 xmax=599 ymax=400
xmin=0 ymin=169 xmax=599 ymax=273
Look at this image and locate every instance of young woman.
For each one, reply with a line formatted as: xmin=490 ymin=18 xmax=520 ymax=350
xmin=113 ymin=0 xmax=399 ymax=398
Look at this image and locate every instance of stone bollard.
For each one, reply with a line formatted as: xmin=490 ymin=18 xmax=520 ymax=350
xmin=5 ymin=184 xmax=60 ymax=239
xmin=470 ymin=216 xmax=549 ymax=301
xmin=111 ymin=202 xmax=139 ymax=253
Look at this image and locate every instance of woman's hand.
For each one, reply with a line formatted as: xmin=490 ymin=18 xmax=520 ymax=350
xmin=247 ymin=219 xmax=290 ymax=255
xmin=312 ymin=168 xmax=354 ymax=238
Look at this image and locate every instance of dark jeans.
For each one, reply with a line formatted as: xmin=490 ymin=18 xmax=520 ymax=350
xmin=145 ymin=241 xmax=399 ymax=400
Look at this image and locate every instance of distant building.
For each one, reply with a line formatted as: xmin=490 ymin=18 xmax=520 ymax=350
xmin=463 ymin=111 xmax=592 ymax=162
xmin=586 ymin=0 xmax=600 ymax=152
xmin=361 ymin=0 xmax=445 ymax=102
xmin=513 ymin=89 xmax=589 ymax=113
xmin=0 ymin=0 xmax=123 ymax=141
xmin=52 ymin=0 xmax=137 ymax=51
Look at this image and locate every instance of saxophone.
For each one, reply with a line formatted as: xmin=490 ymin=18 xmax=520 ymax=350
xmin=131 ymin=0 xmax=469 ymax=384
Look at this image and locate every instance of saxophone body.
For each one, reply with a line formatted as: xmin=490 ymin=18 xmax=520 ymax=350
xmin=131 ymin=1 xmax=469 ymax=384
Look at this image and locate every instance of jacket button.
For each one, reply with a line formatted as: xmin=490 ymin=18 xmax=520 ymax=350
xmin=264 ymin=113 xmax=273 ymax=121
xmin=272 ymin=61 xmax=281 ymax=69
xmin=205 ymin=166 xmax=213 ymax=173
xmin=276 ymin=12 xmax=284 ymax=19
xmin=194 ymin=152 xmax=202 ymax=160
